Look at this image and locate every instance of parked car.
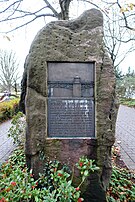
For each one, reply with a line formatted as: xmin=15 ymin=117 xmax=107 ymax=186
xmin=0 ymin=94 xmax=18 ymax=103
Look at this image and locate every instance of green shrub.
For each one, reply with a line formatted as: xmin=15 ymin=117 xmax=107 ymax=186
xmin=107 ymin=145 xmax=135 ymax=201
xmin=0 ymin=98 xmax=20 ymax=123
xmin=8 ymin=112 xmax=26 ymax=145
xmin=0 ymin=148 xmax=99 ymax=202
xmin=0 ymin=148 xmax=39 ymax=202
xmin=106 ymin=166 xmax=135 ymax=202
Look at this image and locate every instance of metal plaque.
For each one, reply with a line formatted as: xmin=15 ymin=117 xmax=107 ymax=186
xmin=48 ymin=98 xmax=94 ymax=137
xmin=47 ymin=62 xmax=95 ymax=138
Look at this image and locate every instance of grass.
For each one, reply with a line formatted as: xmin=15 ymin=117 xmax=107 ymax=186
xmin=119 ymin=98 xmax=135 ymax=107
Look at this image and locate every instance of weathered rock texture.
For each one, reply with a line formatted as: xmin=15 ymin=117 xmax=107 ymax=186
xmin=21 ymin=9 xmax=117 ymax=202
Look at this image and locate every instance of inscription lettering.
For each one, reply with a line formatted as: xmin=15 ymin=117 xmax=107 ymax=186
xmin=48 ymin=99 xmax=94 ymax=137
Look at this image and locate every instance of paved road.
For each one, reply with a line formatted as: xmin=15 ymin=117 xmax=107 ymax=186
xmin=0 ymin=120 xmax=15 ymax=163
xmin=116 ymin=105 xmax=135 ymax=170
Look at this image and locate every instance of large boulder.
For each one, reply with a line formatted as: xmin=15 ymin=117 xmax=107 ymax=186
xmin=20 ymin=9 xmax=117 ymax=202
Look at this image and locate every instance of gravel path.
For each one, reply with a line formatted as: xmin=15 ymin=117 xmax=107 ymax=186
xmin=0 ymin=120 xmax=15 ymax=163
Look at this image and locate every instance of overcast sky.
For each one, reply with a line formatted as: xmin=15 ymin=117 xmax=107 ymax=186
xmin=0 ymin=0 xmax=135 ymax=81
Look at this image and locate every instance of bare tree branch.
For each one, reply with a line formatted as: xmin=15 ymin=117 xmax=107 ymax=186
xmin=43 ymin=0 xmax=59 ymax=17
xmin=116 ymin=0 xmax=135 ymax=31
xmin=104 ymin=7 xmax=135 ymax=69
xmin=1 ymin=13 xmax=55 ymax=33
xmin=0 ymin=0 xmax=135 ymax=33
xmin=0 ymin=0 xmax=22 ymax=14
xmin=6 ymin=0 xmax=22 ymax=20
xmin=0 ymin=0 xmax=134 ymax=69
xmin=16 ymin=6 xmax=48 ymax=15
xmin=0 ymin=7 xmax=54 ymax=23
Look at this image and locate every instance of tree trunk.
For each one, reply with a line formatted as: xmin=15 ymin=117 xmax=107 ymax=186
xmin=59 ymin=0 xmax=72 ymax=20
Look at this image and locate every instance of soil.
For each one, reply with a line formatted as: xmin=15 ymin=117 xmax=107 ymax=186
xmin=115 ymin=157 xmax=128 ymax=169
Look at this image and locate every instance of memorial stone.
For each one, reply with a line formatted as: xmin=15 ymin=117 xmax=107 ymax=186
xmin=20 ymin=9 xmax=117 ymax=202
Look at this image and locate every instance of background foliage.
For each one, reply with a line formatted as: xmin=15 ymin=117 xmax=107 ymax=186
xmin=0 ymin=98 xmax=19 ymax=123
xmin=116 ymin=67 xmax=135 ymax=99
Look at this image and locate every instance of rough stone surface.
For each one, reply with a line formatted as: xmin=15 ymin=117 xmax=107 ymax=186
xmin=21 ymin=9 xmax=117 ymax=202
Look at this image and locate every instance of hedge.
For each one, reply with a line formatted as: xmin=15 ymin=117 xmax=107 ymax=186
xmin=0 ymin=98 xmax=20 ymax=123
